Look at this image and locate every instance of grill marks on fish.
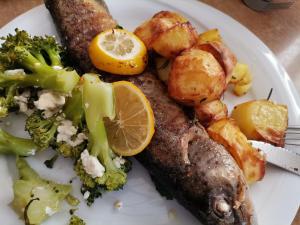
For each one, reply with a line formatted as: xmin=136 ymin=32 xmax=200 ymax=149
xmin=45 ymin=0 xmax=255 ymax=224
xmin=45 ymin=0 xmax=117 ymax=72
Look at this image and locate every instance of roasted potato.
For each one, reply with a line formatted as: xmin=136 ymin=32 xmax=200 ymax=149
xmin=151 ymin=22 xmax=197 ymax=58
xmin=230 ymin=62 xmax=253 ymax=96
xmin=168 ymin=47 xmax=226 ymax=105
xmin=195 ymin=100 xmax=228 ymax=126
xmin=231 ymin=100 xmax=288 ymax=147
xmin=154 ymin=56 xmax=172 ymax=83
xmin=207 ymin=119 xmax=266 ymax=184
xmin=198 ymin=29 xmax=222 ymax=44
xmin=134 ymin=11 xmax=197 ymax=58
xmin=197 ymin=42 xmax=237 ymax=82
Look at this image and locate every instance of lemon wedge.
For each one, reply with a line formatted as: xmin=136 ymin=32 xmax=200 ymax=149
xmin=104 ymin=81 xmax=155 ymax=156
xmin=89 ymin=29 xmax=148 ymax=75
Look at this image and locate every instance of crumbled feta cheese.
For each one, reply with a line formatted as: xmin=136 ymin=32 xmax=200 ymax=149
xmin=34 ymin=90 xmax=65 ymax=118
xmin=113 ymin=157 xmax=126 ymax=169
xmin=27 ymin=149 xmax=36 ymax=156
xmin=45 ymin=206 xmax=56 ymax=216
xmin=114 ymin=200 xmax=123 ymax=210
xmin=57 ymin=120 xmax=87 ymax=147
xmin=4 ymin=69 xmax=25 ymax=76
xmin=81 ymin=149 xmax=105 ymax=178
xmin=52 ymin=65 xmax=63 ymax=70
xmin=83 ymin=191 xmax=90 ymax=200
xmin=14 ymin=91 xmax=32 ymax=115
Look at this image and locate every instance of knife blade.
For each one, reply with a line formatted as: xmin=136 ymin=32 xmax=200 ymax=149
xmin=250 ymin=140 xmax=300 ymax=176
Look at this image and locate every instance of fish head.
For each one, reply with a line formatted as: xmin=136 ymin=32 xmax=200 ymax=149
xmin=205 ymin=187 xmax=256 ymax=225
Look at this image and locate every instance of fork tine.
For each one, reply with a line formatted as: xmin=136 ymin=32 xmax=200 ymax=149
xmin=284 ymin=126 xmax=300 ymax=146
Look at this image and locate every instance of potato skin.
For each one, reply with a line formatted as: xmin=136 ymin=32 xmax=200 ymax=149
xmin=207 ymin=119 xmax=266 ymax=184
xmin=168 ymin=47 xmax=226 ymax=105
xmin=197 ymin=42 xmax=237 ymax=83
xmin=195 ymin=100 xmax=228 ymax=126
xmin=231 ymin=100 xmax=288 ymax=147
xmin=134 ymin=11 xmax=197 ymax=58
xmin=151 ymin=22 xmax=198 ymax=58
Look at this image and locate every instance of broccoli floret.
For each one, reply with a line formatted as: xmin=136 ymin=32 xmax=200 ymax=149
xmin=11 ymin=158 xmax=72 ymax=225
xmin=55 ymin=141 xmax=87 ymax=159
xmin=63 ymin=86 xmax=85 ymax=128
xmin=74 ymin=74 xmax=129 ymax=202
xmin=69 ymin=215 xmax=86 ymax=225
xmin=0 ymin=29 xmax=79 ymax=93
xmin=0 ymin=84 xmax=18 ymax=117
xmin=0 ymin=128 xmax=38 ymax=156
xmin=25 ymin=111 xmax=59 ymax=150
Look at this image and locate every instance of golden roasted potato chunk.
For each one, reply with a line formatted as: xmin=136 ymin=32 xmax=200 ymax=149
xmin=231 ymin=100 xmax=288 ymax=147
xmin=207 ymin=119 xmax=266 ymax=184
xmin=134 ymin=11 xmax=197 ymax=58
xmin=154 ymin=56 xmax=172 ymax=83
xmin=230 ymin=62 xmax=253 ymax=96
xmin=168 ymin=47 xmax=226 ymax=105
xmin=198 ymin=29 xmax=222 ymax=44
xmin=197 ymin=42 xmax=237 ymax=82
xmin=151 ymin=22 xmax=198 ymax=58
xmin=195 ymin=100 xmax=228 ymax=126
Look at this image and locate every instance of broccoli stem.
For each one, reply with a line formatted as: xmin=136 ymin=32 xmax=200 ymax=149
xmin=46 ymin=48 xmax=62 ymax=67
xmin=0 ymin=128 xmax=38 ymax=156
xmin=63 ymin=86 xmax=84 ymax=127
xmin=16 ymin=157 xmax=41 ymax=181
xmin=90 ymin=119 xmax=116 ymax=171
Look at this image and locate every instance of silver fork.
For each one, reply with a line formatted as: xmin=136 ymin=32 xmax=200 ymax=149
xmin=285 ymin=126 xmax=300 ymax=147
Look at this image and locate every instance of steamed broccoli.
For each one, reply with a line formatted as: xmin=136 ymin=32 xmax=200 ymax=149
xmin=74 ymin=74 xmax=129 ymax=203
xmin=25 ymin=111 xmax=59 ymax=150
xmin=0 ymin=128 xmax=38 ymax=156
xmin=69 ymin=215 xmax=86 ymax=225
xmin=0 ymin=29 xmax=79 ymax=93
xmin=63 ymin=86 xmax=85 ymax=128
xmin=0 ymin=84 xmax=18 ymax=117
xmin=11 ymin=158 xmax=72 ymax=225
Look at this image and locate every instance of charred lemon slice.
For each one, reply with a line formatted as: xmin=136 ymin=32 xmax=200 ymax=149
xmin=105 ymin=81 xmax=155 ymax=156
xmin=89 ymin=29 xmax=148 ymax=75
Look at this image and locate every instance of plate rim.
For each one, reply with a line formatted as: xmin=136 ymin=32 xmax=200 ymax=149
xmin=0 ymin=1 xmax=299 ymax=225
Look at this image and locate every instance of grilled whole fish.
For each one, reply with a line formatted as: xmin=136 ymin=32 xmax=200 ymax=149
xmin=45 ymin=0 xmax=256 ymax=224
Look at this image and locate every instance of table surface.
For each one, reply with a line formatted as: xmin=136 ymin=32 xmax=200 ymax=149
xmin=0 ymin=0 xmax=299 ymax=224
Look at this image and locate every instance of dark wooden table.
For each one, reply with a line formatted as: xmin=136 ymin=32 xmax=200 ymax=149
xmin=0 ymin=0 xmax=299 ymax=224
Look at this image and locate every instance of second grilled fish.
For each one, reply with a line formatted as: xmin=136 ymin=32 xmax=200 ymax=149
xmin=45 ymin=0 xmax=256 ymax=224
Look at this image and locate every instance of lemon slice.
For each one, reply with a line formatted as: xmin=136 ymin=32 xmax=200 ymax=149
xmin=89 ymin=29 xmax=148 ymax=75
xmin=105 ymin=81 xmax=155 ymax=156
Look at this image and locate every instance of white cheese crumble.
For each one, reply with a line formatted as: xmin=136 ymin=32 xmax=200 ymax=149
xmin=4 ymin=69 xmax=25 ymax=76
xmin=14 ymin=91 xmax=33 ymax=115
xmin=81 ymin=149 xmax=105 ymax=178
xmin=52 ymin=65 xmax=63 ymax=70
xmin=113 ymin=157 xmax=126 ymax=169
xmin=57 ymin=119 xmax=87 ymax=147
xmin=83 ymin=191 xmax=90 ymax=200
xmin=45 ymin=206 xmax=56 ymax=216
xmin=34 ymin=90 xmax=65 ymax=118
xmin=114 ymin=200 xmax=123 ymax=210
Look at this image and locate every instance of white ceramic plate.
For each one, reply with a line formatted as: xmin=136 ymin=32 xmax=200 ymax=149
xmin=0 ymin=1 xmax=299 ymax=225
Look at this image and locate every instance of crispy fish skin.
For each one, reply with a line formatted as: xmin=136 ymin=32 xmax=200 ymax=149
xmin=45 ymin=0 xmax=255 ymax=224
xmin=45 ymin=0 xmax=117 ymax=72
